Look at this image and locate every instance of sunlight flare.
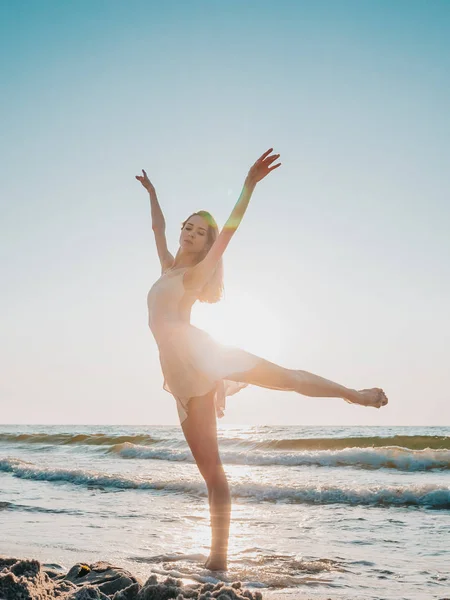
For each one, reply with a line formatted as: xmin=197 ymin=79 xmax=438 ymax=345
xmin=192 ymin=285 xmax=283 ymax=362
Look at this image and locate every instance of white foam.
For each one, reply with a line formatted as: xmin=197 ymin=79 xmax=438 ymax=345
xmin=1 ymin=457 xmax=448 ymax=508
xmin=110 ymin=442 xmax=450 ymax=471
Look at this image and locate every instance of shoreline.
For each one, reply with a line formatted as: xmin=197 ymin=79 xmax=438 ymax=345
xmin=0 ymin=555 xmax=334 ymax=600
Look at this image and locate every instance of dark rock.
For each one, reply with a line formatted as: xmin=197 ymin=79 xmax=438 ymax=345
xmin=63 ymin=561 xmax=141 ymax=595
xmin=0 ymin=557 xmax=19 ymax=572
xmin=136 ymin=582 xmax=182 ymax=599
xmin=112 ymin=582 xmax=141 ymax=600
xmin=0 ymin=558 xmax=76 ymax=600
xmin=142 ymin=575 xmax=158 ymax=587
xmin=66 ymin=585 xmax=110 ymax=600
xmin=98 ymin=576 xmax=138 ymax=596
xmin=199 ymin=584 xmax=215 ymax=593
xmin=10 ymin=559 xmax=41 ymax=578
xmin=42 ymin=568 xmax=63 ymax=581
xmin=0 ymin=557 xmax=265 ymax=600
xmin=90 ymin=563 xmax=115 ymax=574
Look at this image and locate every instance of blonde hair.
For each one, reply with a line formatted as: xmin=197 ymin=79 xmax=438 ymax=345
xmin=178 ymin=210 xmax=224 ymax=304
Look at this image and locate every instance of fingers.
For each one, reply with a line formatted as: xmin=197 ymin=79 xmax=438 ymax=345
xmin=265 ymin=153 xmax=280 ymax=166
xmin=256 ymin=148 xmax=274 ymax=163
xmin=135 ymin=169 xmax=148 ymax=183
xmin=265 ymin=153 xmax=281 ymax=173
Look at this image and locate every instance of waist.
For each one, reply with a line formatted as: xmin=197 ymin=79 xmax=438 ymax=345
xmin=148 ymin=316 xmax=190 ymax=343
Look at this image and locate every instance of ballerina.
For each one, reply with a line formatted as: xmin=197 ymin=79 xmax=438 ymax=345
xmin=136 ymin=148 xmax=388 ymax=572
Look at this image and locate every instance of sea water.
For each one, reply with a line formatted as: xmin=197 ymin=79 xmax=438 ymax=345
xmin=0 ymin=424 xmax=449 ymax=600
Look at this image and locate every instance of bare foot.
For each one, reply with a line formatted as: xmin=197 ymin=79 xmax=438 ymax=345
xmin=205 ymin=553 xmax=227 ymax=571
xmin=346 ymin=388 xmax=388 ymax=408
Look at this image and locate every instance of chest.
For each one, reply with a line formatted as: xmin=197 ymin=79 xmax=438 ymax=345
xmin=148 ymin=272 xmax=196 ymax=312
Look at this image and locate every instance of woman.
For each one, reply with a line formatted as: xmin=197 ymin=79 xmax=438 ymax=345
xmin=136 ymin=148 xmax=388 ymax=572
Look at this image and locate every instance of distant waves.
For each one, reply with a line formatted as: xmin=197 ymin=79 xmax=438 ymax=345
xmin=107 ymin=441 xmax=450 ymax=472
xmin=2 ymin=432 xmax=449 ymax=472
xmin=1 ymin=432 xmax=449 ymax=450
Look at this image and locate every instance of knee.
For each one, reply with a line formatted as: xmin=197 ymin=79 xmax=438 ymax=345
xmin=202 ymin=462 xmax=227 ymax=488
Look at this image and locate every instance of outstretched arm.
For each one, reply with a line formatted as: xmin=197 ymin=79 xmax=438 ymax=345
xmin=184 ymin=148 xmax=281 ymax=291
xmin=136 ymin=169 xmax=174 ymax=272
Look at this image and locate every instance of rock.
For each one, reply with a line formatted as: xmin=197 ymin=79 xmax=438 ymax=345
xmin=0 ymin=557 xmax=265 ymax=600
xmin=111 ymin=582 xmax=141 ymax=600
xmin=66 ymin=585 xmax=110 ymax=600
xmin=0 ymin=557 xmax=76 ymax=599
xmin=0 ymin=557 xmax=18 ymax=571
xmin=62 ymin=561 xmax=141 ymax=596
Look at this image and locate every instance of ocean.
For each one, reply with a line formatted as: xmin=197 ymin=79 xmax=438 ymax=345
xmin=0 ymin=424 xmax=449 ymax=600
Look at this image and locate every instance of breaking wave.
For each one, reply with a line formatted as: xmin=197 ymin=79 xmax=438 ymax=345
xmin=107 ymin=442 xmax=450 ymax=472
xmin=0 ymin=457 xmax=449 ymax=509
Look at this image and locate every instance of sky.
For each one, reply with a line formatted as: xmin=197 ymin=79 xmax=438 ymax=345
xmin=1 ymin=0 xmax=449 ymax=426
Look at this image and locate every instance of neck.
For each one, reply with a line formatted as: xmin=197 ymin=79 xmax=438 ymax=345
xmin=173 ymin=250 xmax=199 ymax=269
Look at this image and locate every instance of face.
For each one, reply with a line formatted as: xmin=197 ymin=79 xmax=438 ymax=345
xmin=179 ymin=214 xmax=209 ymax=255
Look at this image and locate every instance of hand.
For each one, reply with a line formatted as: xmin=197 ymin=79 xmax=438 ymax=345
xmin=246 ymin=148 xmax=281 ymax=186
xmin=135 ymin=169 xmax=154 ymax=192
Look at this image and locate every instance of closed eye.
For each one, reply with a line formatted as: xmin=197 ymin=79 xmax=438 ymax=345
xmin=185 ymin=226 xmax=205 ymax=236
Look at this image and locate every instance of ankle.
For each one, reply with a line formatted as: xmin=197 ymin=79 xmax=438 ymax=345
xmin=210 ymin=544 xmax=228 ymax=557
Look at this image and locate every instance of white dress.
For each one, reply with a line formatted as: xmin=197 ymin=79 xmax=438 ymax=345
xmin=147 ymin=267 xmax=259 ymax=423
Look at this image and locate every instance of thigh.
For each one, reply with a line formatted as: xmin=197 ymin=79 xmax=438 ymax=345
xmin=181 ymin=388 xmax=223 ymax=482
xmin=227 ymin=356 xmax=296 ymax=391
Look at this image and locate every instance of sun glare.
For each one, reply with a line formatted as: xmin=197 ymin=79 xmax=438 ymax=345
xmin=191 ymin=284 xmax=283 ymax=362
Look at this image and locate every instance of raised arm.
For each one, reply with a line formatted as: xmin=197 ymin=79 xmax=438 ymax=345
xmin=184 ymin=148 xmax=281 ymax=291
xmin=136 ymin=169 xmax=174 ymax=272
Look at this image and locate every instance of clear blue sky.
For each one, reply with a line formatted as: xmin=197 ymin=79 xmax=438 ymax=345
xmin=1 ymin=0 xmax=449 ymax=425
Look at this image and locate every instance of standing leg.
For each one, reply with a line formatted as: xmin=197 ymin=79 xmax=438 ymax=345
xmin=181 ymin=388 xmax=231 ymax=571
xmin=227 ymin=356 xmax=388 ymax=407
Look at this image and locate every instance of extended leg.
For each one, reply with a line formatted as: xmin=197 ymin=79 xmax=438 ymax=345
xmin=227 ymin=356 xmax=387 ymax=407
